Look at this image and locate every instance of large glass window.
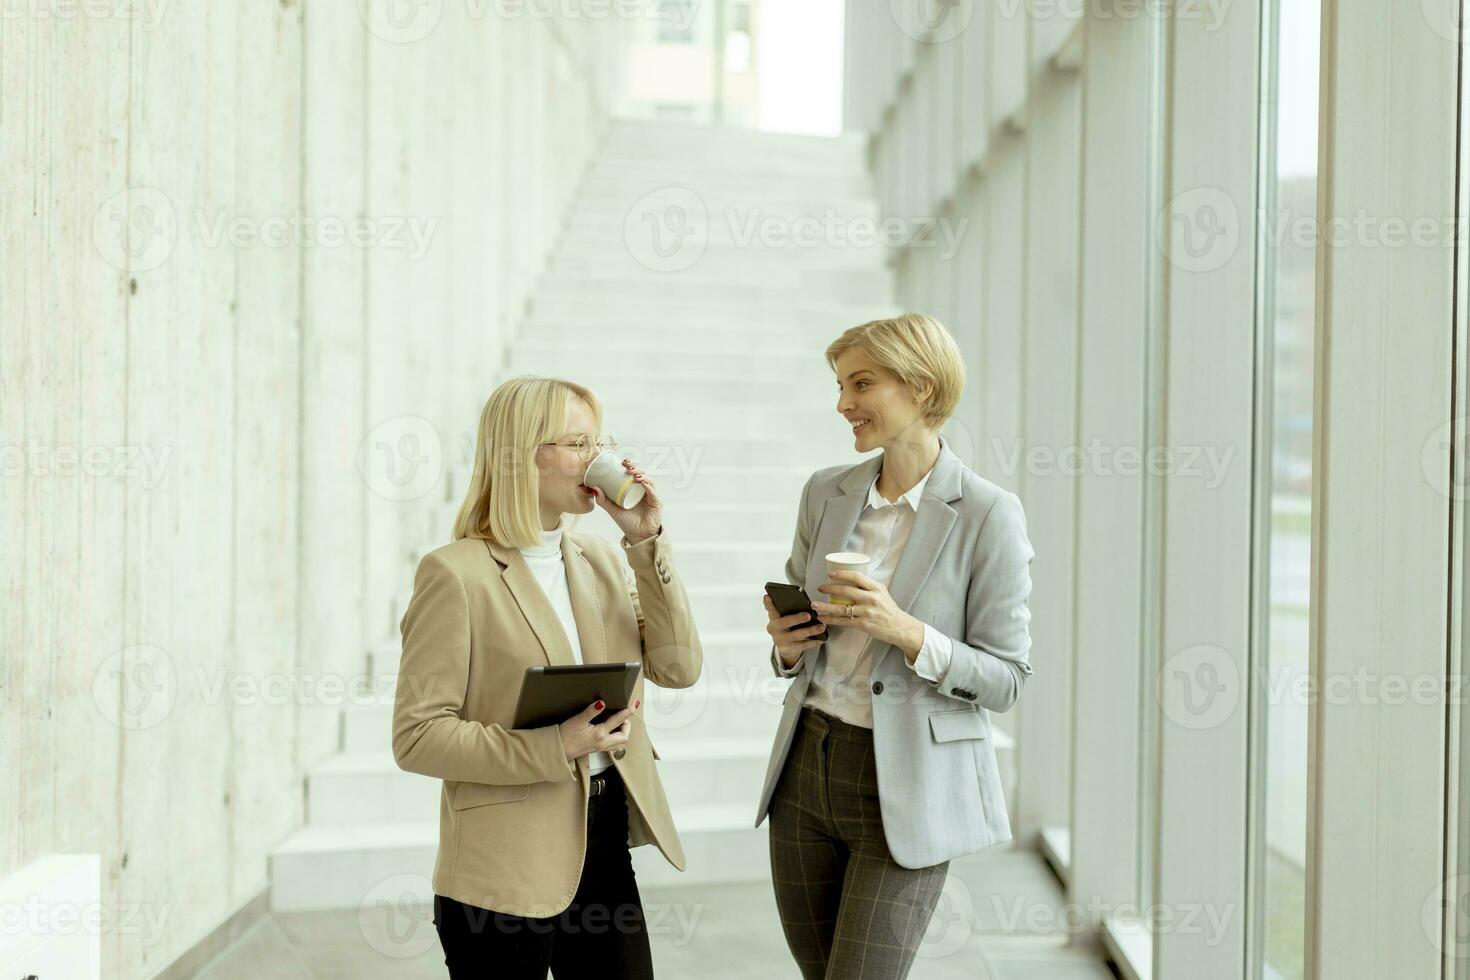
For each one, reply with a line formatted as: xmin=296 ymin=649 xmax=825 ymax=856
xmin=1251 ymin=1 xmax=1320 ymax=977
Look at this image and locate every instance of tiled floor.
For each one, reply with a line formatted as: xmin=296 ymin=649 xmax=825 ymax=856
xmin=197 ymin=847 xmax=1115 ymax=979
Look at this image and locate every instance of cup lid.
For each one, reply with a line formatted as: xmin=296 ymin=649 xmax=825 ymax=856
xmin=825 ymin=551 xmax=871 ymax=564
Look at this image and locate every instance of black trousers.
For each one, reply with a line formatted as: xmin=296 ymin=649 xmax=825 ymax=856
xmin=433 ymin=766 xmax=655 ymax=979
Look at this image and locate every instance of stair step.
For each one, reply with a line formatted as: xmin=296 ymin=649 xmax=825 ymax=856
xmin=550 ymin=241 xmax=890 ymax=273
xmin=508 ymin=343 xmax=812 ymax=381
xmin=536 ymin=272 xmax=892 ymax=307
xmin=269 ymin=800 xmax=774 ymax=911
xmin=572 ymin=187 xmax=881 ymax=218
xmin=306 ymin=752 xmax=441 ymax=826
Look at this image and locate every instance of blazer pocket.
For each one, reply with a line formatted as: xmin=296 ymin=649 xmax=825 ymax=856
xmin=451 ymin=780 xmax=531 ymax=809
xmin=929 ymin=708 xmax=987 ymax=743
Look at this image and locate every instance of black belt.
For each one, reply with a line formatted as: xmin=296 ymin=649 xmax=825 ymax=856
xmin=589 ymin=768 xmax=621 ymax=797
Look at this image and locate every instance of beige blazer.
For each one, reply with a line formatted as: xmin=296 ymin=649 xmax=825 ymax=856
xmin=391 ymin=527 xmax=702 ymax=917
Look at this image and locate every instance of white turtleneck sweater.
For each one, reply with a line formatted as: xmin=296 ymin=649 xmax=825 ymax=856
xmin=520 ymin=521 xmax=613 ymax=775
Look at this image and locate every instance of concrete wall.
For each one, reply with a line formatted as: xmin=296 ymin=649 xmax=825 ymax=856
xmin=0 ymin=4 xmax=617 ymax=976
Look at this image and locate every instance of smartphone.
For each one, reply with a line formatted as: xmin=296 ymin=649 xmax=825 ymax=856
xmin=764 ymin=581 xmax=828 ymax=642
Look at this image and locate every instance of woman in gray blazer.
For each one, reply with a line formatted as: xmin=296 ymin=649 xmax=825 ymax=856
xmin=754 ymin=313 xmax=1036 ymax=980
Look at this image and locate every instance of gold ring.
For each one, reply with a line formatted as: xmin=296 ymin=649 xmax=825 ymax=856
xmin=845 ymin=605 xmax=854 ymax=618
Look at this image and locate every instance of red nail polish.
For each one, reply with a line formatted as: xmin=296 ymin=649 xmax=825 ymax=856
xmin=635 ymin=699 xmax=641 ymax=710
xmin=594 ymin=700 xmax=605 ymax=710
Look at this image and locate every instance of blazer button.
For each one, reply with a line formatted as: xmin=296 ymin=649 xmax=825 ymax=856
xmin=871 ymin=680 xmax=884 ymax=695
xmin=613 ymin=747 xmax=626 ymax=760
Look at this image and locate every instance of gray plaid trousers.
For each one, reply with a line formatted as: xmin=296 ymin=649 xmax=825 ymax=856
xmin=768 ymin=706 xmax=950 ymax=980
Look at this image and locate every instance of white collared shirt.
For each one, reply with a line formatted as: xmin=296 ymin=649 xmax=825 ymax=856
xmin=779 ymin=465 xmax=954 ymax=728
xmin=521 ymin=521 xmax=613 ymax=774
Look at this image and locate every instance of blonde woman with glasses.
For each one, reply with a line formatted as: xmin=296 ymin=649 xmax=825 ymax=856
xmin=754 ymin=314 xmax=1036 ymax=980
xmin=392 ymin=376 xmax=702 ymax=979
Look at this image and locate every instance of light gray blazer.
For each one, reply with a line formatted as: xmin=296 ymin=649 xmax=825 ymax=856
xmin=753 ymin=438 xmax=1035 ymax=868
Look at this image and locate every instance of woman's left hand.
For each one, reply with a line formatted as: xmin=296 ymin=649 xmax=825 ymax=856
xmin=814 ymin=571 xmax=925 ymax=661
xmin=591 ymin=458 xmax=662 ymax=545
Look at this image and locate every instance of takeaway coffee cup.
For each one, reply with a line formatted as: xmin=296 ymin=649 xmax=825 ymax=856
xmin=583 ymin=451 xmax=646 ymax=509
xmin=825 ymin=551 xmax=871 ymax=605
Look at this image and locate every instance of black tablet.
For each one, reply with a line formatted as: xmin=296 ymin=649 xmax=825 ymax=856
xmin=511 ymin=661 xmax=642 ymax=730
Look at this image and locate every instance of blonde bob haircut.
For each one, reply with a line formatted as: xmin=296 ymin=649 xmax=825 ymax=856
xmin=452 ymin=376 xmax=602 ymax=549
xmin=825 ymin=313 xmax=966 ymax=428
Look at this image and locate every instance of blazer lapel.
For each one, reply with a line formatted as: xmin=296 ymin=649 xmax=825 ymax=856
xmin=805 ymin=453 xmax=883 ymax=597
xmin=483 ymin=539 xmax=576 ymax=667
xmin=562 ymin=534 xmax=608 ymax=665
xmin=885 ymin=439 xmax=964 ymax=612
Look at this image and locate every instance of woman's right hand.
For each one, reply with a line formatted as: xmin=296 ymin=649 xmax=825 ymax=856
xmin=560 ymin=700 xmax=637 ymax=762
xmin=764 ymin=594 xmax=827 ymax=667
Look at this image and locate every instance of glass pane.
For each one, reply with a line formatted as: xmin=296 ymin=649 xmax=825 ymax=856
xmin=1256 ymin=0 xmax=1320 ymax=976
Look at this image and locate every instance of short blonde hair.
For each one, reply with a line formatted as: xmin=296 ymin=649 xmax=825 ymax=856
xmin=453 ymin=376 xmax=602 ymax=549
xmin=826 ymin=313 xmax=965 ymax=427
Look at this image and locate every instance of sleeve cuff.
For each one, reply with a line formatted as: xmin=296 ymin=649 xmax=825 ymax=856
xmin=621 ymin=525 xmax=664 ymax=551
xmin=774 ymin=646 xmax=805 ymax=676
xmin=910 ymin=624 xmax=953 ymax=683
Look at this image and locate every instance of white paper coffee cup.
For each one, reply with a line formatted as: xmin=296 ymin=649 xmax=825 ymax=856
xmin=583 ymin=451 xmax=646 ymax=509
xmin=825 ymin=551 xmax=871 ymax=605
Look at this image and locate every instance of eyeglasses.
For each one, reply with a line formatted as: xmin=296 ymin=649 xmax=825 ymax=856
xmin=541 ymin=433 xmax=618 ymax=463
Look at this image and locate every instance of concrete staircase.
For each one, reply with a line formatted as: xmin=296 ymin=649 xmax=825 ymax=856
xmin=269 ymin=119 xmax=1010 ymax=911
